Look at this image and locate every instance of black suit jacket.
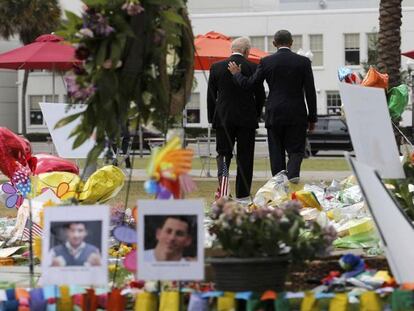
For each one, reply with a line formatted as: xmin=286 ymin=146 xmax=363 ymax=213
xmin=233 ymin=48 xmax=317 ymax=128
xmin=207 ymin=54 xmax=266 ymax=129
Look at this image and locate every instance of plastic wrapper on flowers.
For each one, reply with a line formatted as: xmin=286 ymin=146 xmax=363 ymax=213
xmin=249 ymin=172 xmax=381 ymax=252
xmin=253 ymin=170 xmax=303 ymax=207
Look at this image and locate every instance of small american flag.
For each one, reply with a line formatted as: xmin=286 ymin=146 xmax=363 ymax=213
xmin=218 ymin=159 xmax=230 ymax=198
xmin=22 ymin=218 xmax=42 ymax=240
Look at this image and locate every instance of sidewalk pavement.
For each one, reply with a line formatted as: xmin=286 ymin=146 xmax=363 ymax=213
xmin=96 ymin=168 xmax=352 ymax=182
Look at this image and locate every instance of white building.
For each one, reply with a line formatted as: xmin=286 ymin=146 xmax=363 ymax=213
xmin=185 ymin=0 xmax=414 ymax=129
xmin=0 ymin=39 xmax=20 ymax=132
xmin=1 ymin=0 xmax=414 ymax=133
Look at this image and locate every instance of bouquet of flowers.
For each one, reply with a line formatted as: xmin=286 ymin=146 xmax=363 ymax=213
xmin=386 ymin=150 xmax=414 ymax=220
xmin=209 ymin=199 xmax=337 ymax=261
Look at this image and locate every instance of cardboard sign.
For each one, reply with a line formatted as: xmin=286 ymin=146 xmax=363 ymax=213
xmin=40 ymin=103 xmax=99 ymax=159
xmin=339 ymin=83 xmax=404 ymax=179
xmin=346 ymin=154 xmax=414 ymax=283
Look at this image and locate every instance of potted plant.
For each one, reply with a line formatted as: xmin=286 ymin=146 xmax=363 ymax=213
xmin=207 ymin=200 xmax=337 ymax=292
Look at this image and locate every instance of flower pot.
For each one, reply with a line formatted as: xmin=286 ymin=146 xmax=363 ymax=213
xmin=208 ymin=256 xmax=290 ymax=292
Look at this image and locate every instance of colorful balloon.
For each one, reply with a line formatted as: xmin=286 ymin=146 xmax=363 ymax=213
xmin=361 ymin=67 xmax=389 ymax=89
xmin=0 ymin=127 xmax=33 ymax=178
xmin=34 ymin=154 xmax=79 ymax=175
xmin=338 ymin=67 xmax=352 ymax=81
xmin=144 ymin=180 xmax=159 ymax=194
xmin=79 ymin=165 xmax=125 ymax=204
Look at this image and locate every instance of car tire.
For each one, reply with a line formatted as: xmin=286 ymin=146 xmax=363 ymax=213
xmin=311 ymin=150 xmax=318 ymax=156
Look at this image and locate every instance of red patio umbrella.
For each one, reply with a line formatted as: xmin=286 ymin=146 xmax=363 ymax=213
xmin=194 ymin=31 xmax=269 ymax=70
xmin=402 ymin=50 xmax=414 ymax=59
xmin=0 ymin=34 xmax=79 ymax=70
xmin=0 ymin=34 xmax=80 ymax=119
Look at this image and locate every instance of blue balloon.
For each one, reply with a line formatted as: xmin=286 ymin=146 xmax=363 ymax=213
xmin=157 ymin=186 xmax=172 ymax=199
xmin=338 ymin=67 xmax=352 ymax=81
xmin=144 ymin=180 xmax=159 ymax=194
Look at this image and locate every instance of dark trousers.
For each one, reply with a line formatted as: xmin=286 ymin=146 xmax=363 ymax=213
xmin=216 ymin=126 xmax=256 ymax=198
xmin=267 ymin=123 xmax=307 ymax=179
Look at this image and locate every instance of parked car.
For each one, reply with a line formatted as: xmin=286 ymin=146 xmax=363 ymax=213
xmin=306 ymin=115 xmax=353 ymax=156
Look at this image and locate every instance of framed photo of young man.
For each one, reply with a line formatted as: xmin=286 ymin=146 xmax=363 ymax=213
xmin=137 ymin=199 xmax=204 ymax=281
xmin=41 ymin=205 xmax=109 ymax=286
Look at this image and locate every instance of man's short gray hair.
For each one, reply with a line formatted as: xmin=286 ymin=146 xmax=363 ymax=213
xmin=231 ymin=37 xmax=251 ymax=54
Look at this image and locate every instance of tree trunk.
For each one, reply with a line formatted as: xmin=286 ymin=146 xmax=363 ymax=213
xmin=21 ymin=69 xmax=29 ymax=135
xmin=377 ymin=0 xmax=402 ymax=88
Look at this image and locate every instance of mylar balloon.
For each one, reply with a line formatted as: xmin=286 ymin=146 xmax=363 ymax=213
xmin=0 ymin=127 xmax=32 ymax=178
xmin=338 ymin=67 xmax=352 ymax=81
xmin=361 ymin=67 xmax=389 ymax=89
xmin=388 ymin=84 xmax=409 ymax=120
xmin=34 ymin=154 xmax=79 ymax=175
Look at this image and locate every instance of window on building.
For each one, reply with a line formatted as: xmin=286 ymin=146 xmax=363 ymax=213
xmin=29 ymin=95 xmax=58 ymax=125
xmin=267 ymin=34 xmax=302 ymax=53
xmin=291 ymin=35 xmax=303 ymax=53
xmin=345 ymin=33 xmax=360 ymax=65
xmin=266 ymin=36 xmax=275 ymax=53
xmin=185 ymin=93 xmax=200 ymax=124
xmin=326 ymin=91 xmax=342 ymax=115
xmin=309 ymin=34 xmax=323 ymax=66
xmin=250 ymin=36 xmax=265 ymax=51
xmin=367 ymin=33 xmax=378 ymax=65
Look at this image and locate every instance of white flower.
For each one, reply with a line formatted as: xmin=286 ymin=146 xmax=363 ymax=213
xmin=79 ymin=28 xmax=94 ymax=38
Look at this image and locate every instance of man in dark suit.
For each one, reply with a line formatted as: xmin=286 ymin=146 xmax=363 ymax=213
xmin=228 ymin=30 xmax=317 ymax=180
xmin=208 ymin=37 xmax=265 ymax=199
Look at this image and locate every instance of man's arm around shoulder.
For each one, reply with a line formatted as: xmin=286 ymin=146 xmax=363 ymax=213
xmin=228 ymin=59 xmax=265 ymax=91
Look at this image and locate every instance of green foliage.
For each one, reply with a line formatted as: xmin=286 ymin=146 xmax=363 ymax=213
xmin=209 ymin=200 xmax=337 ymax=261
xmin=0 ymin=0 xmax=61 ymax=44
xmin=59 ymin=0 xmax=194 ymax=163
xmin=386 ymin=153 xmax=414 ymax=220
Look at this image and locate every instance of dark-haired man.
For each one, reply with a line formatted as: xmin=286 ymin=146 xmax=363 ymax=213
xmin=49 ymin=222 xmax=101 ymax=267
xmin=228 ymin=30 xmax=317 ymax=180
xmin=144 ymin=216 xmax=194 ymax=262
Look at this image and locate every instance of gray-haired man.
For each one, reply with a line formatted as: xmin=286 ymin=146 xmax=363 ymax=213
xmin=208 ymin=37 xmax=265 ymax=200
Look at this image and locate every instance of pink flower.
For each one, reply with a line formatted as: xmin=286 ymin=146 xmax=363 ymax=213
xmin=122 ymin=1 xmax=144 ymax=16
xmin=102 ymin=59 xmax=113 ymax=69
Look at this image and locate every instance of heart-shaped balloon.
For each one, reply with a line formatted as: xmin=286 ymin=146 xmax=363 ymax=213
xmin=123 ymin=249 xmax=137 ymax=272
xmin=113 ymin=225 xmax=137 ymax=244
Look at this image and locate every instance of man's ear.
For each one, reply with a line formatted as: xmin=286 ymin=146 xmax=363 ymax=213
xmin=273 ymin=40 xmax=277 ymax=47
xmin=155 ymin=228 xmax=161 ymax=240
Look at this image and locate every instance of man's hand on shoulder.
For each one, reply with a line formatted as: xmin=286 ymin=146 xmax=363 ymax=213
xmin=228 ymin=61 xmax=241 ymax=75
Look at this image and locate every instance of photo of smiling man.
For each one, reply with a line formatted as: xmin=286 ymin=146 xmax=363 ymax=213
xmin=48 ymin=221 xmax=102 ymax=267
xmin=144 ymin=215 xmax=197 ymax=262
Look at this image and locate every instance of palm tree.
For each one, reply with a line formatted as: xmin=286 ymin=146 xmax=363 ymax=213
xmin=0 ymin=0 xmax=61 ymax=135
xmin=377 ymin=0 xmax=402 ymax=88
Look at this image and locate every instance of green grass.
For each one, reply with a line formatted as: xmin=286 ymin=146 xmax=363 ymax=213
xmin=80 ymin=157 xmax=350 ymax=171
